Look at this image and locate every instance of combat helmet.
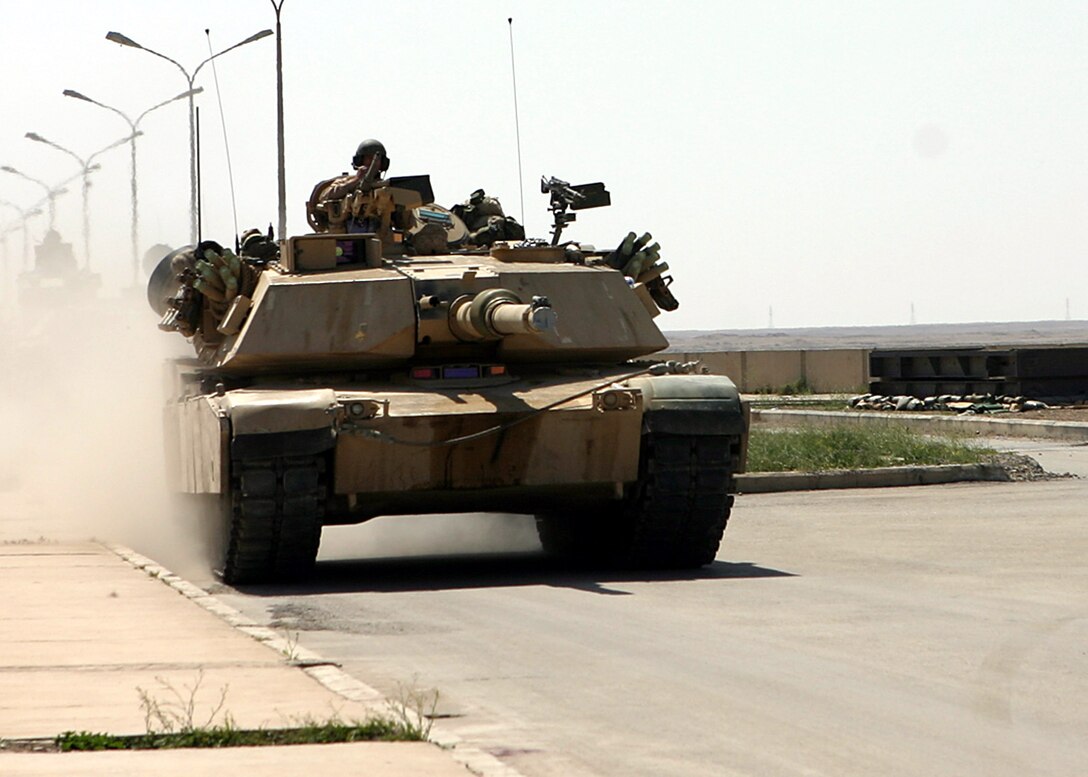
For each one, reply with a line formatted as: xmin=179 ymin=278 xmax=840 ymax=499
xmin=352 ymin=138 xmax=390 ymax=172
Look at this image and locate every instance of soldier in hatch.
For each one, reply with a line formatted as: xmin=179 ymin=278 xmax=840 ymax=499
xmin=306 ymin=137 xmax=419 ymax=236
xmin=306 ymin=138 xmax=394 ymax=234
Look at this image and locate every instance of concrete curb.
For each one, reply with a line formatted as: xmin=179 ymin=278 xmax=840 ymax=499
xmin=107 ymin=544 xmax=527 ymax=777
xmin=736 ymin=463 xmax=1009 ymax=494
xmin=752 ymin=408 xmax=1088 ymax=442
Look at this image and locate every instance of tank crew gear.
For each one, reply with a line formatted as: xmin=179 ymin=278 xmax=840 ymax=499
xmin=605 ymin=231 xmax=678 ymax=311
xmin=153 ymin=242 xmax=263 ymax=358
xmin=606 ymin=232 xmax=656 ymax=275
xmin=240 ymin=227 xmax=279 ymax=262
xmin=352 ymin=138 xmax=389 ymax=172
xmin=408 ymin=222 xmax=451 ymax=255
xmin=451 ymin=189 xmax=526 ymax=248
xmin=142 ymin=243 xmax=174 ymax=277
xmin=540 ymin=176 xmax=611 ymax=245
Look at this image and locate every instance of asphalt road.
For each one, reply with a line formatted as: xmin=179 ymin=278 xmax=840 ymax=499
xmin=214 ymin=446 xmax=1088 ymax=777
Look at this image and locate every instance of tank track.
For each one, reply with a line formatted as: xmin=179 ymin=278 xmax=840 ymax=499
xmin=537 ymin=431 xmax=741 ymax=568
xmin=222 ymin=455 xmax=325 ymax=584
xmin=625 ymin=433 xmax=738 ymax=567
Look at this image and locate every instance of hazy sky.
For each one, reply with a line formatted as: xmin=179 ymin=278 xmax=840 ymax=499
xmin=0 ymin=1 xmax=1085 ymax=330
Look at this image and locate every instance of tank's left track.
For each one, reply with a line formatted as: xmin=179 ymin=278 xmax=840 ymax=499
xmin=221 ymin=455 xmax=325 ymax=585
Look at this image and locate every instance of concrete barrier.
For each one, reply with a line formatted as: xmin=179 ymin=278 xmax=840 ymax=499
xmin=669 ymin=349 xmax=868 ymax=393
xmin=736 ymin=463 xmax=1010 ymax=493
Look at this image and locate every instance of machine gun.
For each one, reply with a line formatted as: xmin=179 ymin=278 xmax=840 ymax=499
xmin=541 ymin=176 xmax=611 ymax=245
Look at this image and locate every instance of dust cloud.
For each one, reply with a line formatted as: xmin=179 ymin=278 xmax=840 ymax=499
xmin=0 ymin=287 xmax=542 ymax=580
xmin=0 ymin=289 xmax=216 ymax=580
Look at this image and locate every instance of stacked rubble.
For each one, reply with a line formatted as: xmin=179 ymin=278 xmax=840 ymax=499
xmin=848 ymin=393 xmax=1050 ymax=414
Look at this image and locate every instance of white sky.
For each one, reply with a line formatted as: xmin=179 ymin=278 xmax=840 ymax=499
xmin=0 ymin=0 xmax=1085 ymax=330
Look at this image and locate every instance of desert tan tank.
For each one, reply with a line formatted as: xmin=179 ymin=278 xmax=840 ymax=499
xmin=149 ymin=174 xmax=748 ymax=583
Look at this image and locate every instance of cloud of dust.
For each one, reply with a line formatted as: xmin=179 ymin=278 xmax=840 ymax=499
xmin=0 ymin=287 xmax=542 ymax=578
xmin=0 ymin=290 xmax=216 ymax=581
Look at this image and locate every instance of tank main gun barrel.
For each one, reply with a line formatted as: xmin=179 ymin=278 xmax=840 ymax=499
xmin=450 ymin=288 xmax=556 ymax=341
xmin=489 ymin=299 xmax=557 ymax=335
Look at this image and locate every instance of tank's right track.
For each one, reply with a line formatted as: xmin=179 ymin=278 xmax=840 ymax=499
xmin=222 ymin=455 xmax=325 ymax=584
xmin=624 ymin=432 xmax=738 ymax=567
xmin=537 ymin=431 xmax=742 ymax=568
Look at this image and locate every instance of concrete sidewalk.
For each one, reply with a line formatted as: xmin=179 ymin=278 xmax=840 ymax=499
xmin=0 ymin=542 xmax=472 ymax=776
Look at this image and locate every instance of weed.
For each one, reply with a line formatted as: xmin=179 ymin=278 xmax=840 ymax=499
xmin=54 ymin=731 xmax=128 ymax=751
xmin=137 ymin=670 xmax=231 ymax=734
xmin=279 ymin=629 xmax=301 ymax=661
xmin=386 ymin=679 xmax=440 ymax=740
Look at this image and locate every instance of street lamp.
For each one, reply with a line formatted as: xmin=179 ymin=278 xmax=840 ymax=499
xmin=0 ymin=199 xmax=43 ymax=271
xmin=271 ymin=1 xmax=287 ymax=241
xmin=24 ymin=132 xmax=135 ymax=271
xmin=0 ymin=166 xmax=66 ymax=231
xmin=105 ymin=28 xmax=273 ymax=244
xmin=63 ymin=87 xmax=202 ymax=283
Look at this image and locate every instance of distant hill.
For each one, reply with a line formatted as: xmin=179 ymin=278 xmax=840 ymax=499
xmin=664 ymin=320 xmax=1088 ymax=352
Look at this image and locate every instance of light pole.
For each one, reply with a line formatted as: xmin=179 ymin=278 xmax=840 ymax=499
xmin=105 ymin=28 xmax=273 ymax=245
xmin=63 ymin=87 xmax=202 ymax=284
xmin=24 ymin=132 xmax=134 ymax=271
xmin=271 ymin=0 xmax=287 ymax=240
xmin=0 ymin=166 xmax=65 ymax=231
xmin=0 ymin=200 xmax=43 ymax=270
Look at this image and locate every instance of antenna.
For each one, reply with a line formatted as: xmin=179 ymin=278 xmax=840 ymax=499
xmin=205 ymin=28 xmax=240 ymax=244
xmin=507 ymin=18 xmax=525 ymax=224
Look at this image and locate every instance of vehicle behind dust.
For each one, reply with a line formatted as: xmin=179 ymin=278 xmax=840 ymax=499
xmin=148 ymin=175 xmax=748 ymax=583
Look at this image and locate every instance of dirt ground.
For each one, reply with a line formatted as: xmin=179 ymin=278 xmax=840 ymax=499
xmin=1012 ymin=406 xmax=1088 ymax=423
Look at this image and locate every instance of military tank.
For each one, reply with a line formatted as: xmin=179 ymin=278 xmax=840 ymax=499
xmin=149 ymin=171 xmax=747 ymax=584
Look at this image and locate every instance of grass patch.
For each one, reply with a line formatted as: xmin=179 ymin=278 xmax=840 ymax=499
xmin=55 ymin=718 xmax=421 ymax=752
xmin=747 ymin=425 xmax=992 ymax=472
xmin=50 ymin=670 xmax=440 ymax=752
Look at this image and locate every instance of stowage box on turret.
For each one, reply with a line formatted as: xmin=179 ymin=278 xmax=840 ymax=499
xmin=149 ymin=173 xmax=748 ymax=583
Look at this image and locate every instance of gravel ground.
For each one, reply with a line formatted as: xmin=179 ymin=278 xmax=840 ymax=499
xmin=986 ymin=452 xmax=1077 ymax=481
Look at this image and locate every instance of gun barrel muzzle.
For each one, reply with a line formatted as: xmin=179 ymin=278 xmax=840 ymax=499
xmin=450 ymin=288 xmax=557 ymax=340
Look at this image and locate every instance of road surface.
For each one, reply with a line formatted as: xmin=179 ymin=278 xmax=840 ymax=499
xmin=213 ymin=443 xmax=1088 ymax=776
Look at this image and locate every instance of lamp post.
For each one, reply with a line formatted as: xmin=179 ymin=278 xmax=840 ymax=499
xmin=0 ymin=200 xmax=43 ymax=271
xmin=63 ymin=88 xmax=202 ymax=283
xmin=271 ymin=0 xmax=287 ymax=240
xmin=24 ymin=132 xmax=134 ymax=271
xmin=0 ymin=166 xmax=67 ymax=231
xmin=105 ymin=28 xmax=273 ymax=245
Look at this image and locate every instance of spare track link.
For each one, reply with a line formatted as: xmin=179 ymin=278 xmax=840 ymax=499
xmin=223 ymin=455 xmax=325 ymax=584
xmin=626 ymin=432 xmax=741 ymax=568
